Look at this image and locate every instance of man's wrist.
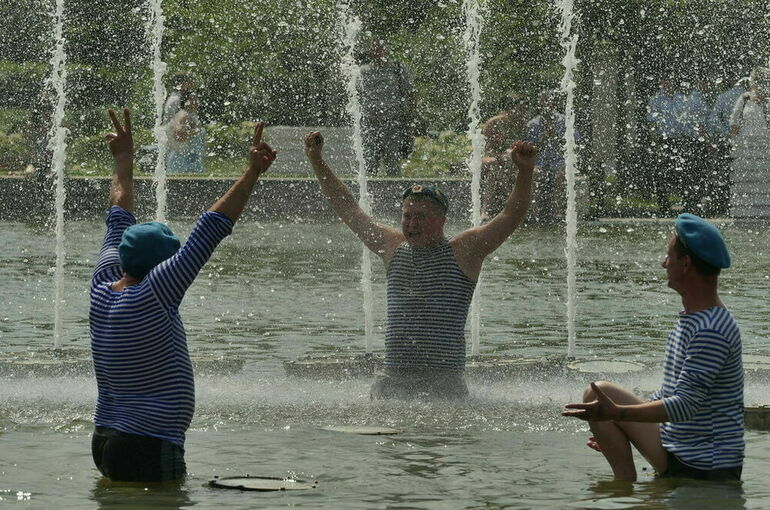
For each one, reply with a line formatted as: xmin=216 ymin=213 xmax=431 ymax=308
xmin=246 ymin=165 xmax=266 ymax=178
xmin=516 ymin=164 xmax=535 ymax=174
xmin=114 ymin=155 xmax=134 ymax=169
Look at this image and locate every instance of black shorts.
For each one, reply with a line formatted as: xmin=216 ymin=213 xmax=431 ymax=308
xmin=92 ymin=426 xmax=186 ymax=482
xmin=659 ymin=451 xmax=742 ymax=482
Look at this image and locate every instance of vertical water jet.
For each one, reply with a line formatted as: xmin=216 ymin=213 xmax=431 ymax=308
xmin=462 ymin=0 xmax=486 ymax=357
xmin=556 ymin=0 xmax=580 ymax=358
xmin=146 ymin=0 xmax=169 ymax=223
xmin=48 ymin=0 xmax=69 ymax=349
xmin=337 ymin=2 xmax=374 ymax=353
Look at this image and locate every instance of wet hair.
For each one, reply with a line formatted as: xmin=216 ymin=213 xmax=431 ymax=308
xmin=673 ymin=236 xmax=720 ymax=276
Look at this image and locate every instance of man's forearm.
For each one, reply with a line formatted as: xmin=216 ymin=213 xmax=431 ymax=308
xmin=310 ymin=158 xmax=360 ymax=221
xmin=500 ymin=167 xmax=534 ymax=225
xmin=109 ymin=156 xmax=134 ymax=211
xmin=615 ymin=400 xmax=668 ymax=423
xmin=208 ymin=168 xmax=261 ymax=223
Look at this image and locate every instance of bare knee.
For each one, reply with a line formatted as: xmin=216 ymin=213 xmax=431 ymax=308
xmin=583 ymin=381 xmax=644 ymax=406
xmin=582 ymin=380 xmax=612 ymax=402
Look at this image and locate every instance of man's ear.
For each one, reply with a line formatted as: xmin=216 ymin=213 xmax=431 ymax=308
xmin=681 ymin=254 xmax=693 ymax=272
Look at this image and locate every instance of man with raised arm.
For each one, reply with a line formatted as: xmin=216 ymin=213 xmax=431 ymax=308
xmin=563 ymin=214 xmax=743 ymax=482
xmin=304 ymin=131 xmax=537 ymax=399
xmin=90 ymin=109 xmax=275 ymax=482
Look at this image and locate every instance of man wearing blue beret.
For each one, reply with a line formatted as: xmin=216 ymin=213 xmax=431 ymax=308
xmin=563 ymin=213 xmax=743 ymax=482
xmin=89 ymin=109 xmax=276 ymax=482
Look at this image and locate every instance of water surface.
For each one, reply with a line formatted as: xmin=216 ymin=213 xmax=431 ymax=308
xmin=1 ymin=218 xmax=769 ymax=508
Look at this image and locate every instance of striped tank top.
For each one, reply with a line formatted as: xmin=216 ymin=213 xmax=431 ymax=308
xmin=385 ymin=239 xmax=476 ymax=370
xmin=650 ymin=306 xmax=744 ymax=470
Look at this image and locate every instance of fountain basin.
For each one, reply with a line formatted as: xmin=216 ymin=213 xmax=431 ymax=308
xmin=283 ymin=354 xmax=651 ymax=382
xmin=0 ymin=348 xmax=244 ymax=377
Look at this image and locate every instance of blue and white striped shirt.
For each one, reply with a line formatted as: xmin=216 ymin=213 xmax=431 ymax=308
xmin=385 ymin=239 xmax=476 ymax=370
xmin=650 ymin=306 xmax=744 ymax=470
xmin=89 ymin=206 xmax=233 ymax=448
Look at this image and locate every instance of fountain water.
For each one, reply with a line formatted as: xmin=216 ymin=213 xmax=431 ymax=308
xmin=48 ymin=0 xmax=69 ymax=350
xmin=555 ymin=0 xmax=580 ymax=358
xmin=337 ymin=3 xmax=375 ymax=353
xmin=146 ymin=0 xmax=169 ymax=223
xmin=4 ymin=2 xmax=770 ymax=507
xmin=462 ymin=0 xmax=486 ymax=357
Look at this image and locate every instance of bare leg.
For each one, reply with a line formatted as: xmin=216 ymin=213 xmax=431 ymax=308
xmin=584 ymin=381 xmax=668 ymax=481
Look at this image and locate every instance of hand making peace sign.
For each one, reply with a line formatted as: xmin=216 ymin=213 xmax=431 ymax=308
xmin=105 ymin=108 xmax=134 ymax=161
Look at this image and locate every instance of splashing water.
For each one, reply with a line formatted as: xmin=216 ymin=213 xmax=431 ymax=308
xmin=146 ymin=0 xmax=169 ymax=223
xmin=338 ymin=3 xmax=374 ymax=352
xmin=556 ymin=0 xmax=580 ymax=358
xmin=47 ymin=0 xmax=69 ymax=349
xmin=462 ymin=0 xmax=486 ymax=356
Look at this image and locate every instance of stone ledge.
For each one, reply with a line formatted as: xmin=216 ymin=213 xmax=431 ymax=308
xmin=0 ymin=175 xmax=472 ymax=221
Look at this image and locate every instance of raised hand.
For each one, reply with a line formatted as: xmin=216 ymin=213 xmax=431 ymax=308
xmin=562 ymin=382 xmax=620 ymax=422
xmin=105 ymin=108 xmax=134 ymax=162
xmin=248 ymin=122 xmax=276 ymax=175
xmin=304 ymin=131 xmax=324 ymax=162
xmin=510 ymin=140 xmax=537 ymax=172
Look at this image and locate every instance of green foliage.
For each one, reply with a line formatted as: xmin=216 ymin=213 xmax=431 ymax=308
xmin=577 ymin=0 xmax=769 ymax=82
xmin=0 ymin=130 xmax=27 ymax=171
xmin=0 ymin=108 xmax=31 ymax=133
xmin=63 ymin=0 xmax=146 ymax=68
xmin=402 ymin=131 xmax=471 ymax=177
xmin=205 ymin=121 xmax=256 ymax=159
xmin=3 ymin=0 xmax=770 ymax=183
xmin=0 ymin=0 xmax=51 ymax=63
xmin=67 ymin=126 xmax=153 ymax=171
xmin=0 ymin=60 xmax=48 ymax=109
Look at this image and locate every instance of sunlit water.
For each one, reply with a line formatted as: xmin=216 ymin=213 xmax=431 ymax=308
xmin=1 ymin=218 xmax=770 ymax=509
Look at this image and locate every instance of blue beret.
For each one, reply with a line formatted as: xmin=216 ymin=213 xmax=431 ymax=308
xmin=119 ymin=222 xmax=181 ymax=279
xmin=402 ymin=184 xmax=449 ymax=212
xmin=674 ymin=213 xmax=731 ymax=269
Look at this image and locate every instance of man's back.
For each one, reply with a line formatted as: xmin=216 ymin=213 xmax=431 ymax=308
xmin=90 ymin=206 xmax=234 ymax=447
xmin=657 ymin=306 xmax=744 ymax=470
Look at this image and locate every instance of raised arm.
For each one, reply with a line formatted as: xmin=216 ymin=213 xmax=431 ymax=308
xmin=452 ymin=141 xmax=536 ymax=274
xmin=304 ymin=131 xmax=403 ymax=258
xmin=105 ymin=109 xmax=134 ymax=212
xmin=209 ymin=122 xmax=275 ymax=223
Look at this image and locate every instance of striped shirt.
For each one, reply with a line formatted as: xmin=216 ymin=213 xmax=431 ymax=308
xmin=649 ymin=306 xmax=744 ymax=470
xmin=89 ymin=206 xmax=233 ymax=448
xmin=385 ymin=239 xmax=476 ymax=370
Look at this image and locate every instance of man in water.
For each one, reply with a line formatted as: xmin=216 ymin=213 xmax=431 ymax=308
xmin=304 ymin=131 xmax=537 ymax=399
xmin=563 ymin=214 xmax=743 ymax=481
xmin=90 ymin=109 xmax=276 ymax=481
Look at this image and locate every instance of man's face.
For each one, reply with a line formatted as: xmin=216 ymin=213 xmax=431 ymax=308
xmin=401 ymin=198 xmax=446 ymax=247
xmin=661 ymin=235 xmax=686 ymax=292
